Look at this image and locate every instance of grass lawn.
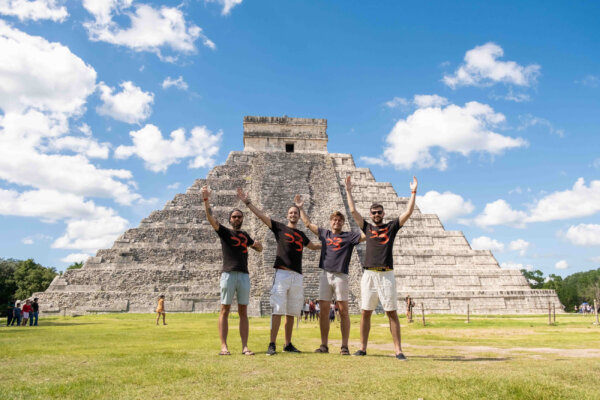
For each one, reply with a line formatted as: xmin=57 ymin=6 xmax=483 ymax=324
xmin=1 ymin=312 xmax=599 ymax=399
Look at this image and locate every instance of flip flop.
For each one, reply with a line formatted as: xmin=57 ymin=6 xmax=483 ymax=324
xmin=242 ymin=350 xmax=255 ymax=356
xmin=219 ymin=350 xmax=231 ymax=356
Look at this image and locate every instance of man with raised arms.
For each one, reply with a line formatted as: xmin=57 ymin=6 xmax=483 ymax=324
xmin=294 ymin=194 xmax=365 ymax=355
xmin=345 ymin=175 xmax=418 ymax=360
xmin=202 ymin=186 xmax=263 ymax=356
xmin=237 ymin=188 xmax=321 ymax=356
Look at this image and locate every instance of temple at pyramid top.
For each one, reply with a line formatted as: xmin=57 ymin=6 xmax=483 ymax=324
xmin=243 ymin=115 xmax=328 ymax=153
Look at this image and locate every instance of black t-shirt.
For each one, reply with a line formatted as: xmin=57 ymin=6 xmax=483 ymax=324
xmin=362 ymin=219 xmax=402 ymax=268
xmin=270 ymin=219 xmax=310 ymax=274
xmin=216 ymin=224 xmax=255 ymax=273
xmin=317 ymin=228 xmax=362 ymax=274
xmin=32 ymin=302 xmax=39 ymax=312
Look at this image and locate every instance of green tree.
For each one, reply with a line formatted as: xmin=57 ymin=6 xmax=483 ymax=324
xmin=12 ymin=259 xmax=57 ymax=300
xmin=66 ymin=262 xmax=84 ymax=271
xmin=520 ymin=269 xmax=545 ymax=289
xmin=556 ymin=268 xmax=600 ymax=311
xmin=542 ymin=274 xmax=563 ymax=291
xmin=0 ymin=258 xmax=19 ymax=317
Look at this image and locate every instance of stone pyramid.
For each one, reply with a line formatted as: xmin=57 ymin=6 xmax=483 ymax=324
xmin=36 ymin=116 xmax=563 ymax=315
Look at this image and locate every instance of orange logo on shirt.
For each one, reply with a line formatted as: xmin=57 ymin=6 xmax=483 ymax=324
xmin=230 ymin=234 xmax=249 ymax=253
xmin=369 ymin=227 xmax=390 ymax=244
xmin=284 ymin=232 xmax=304 ymax=252
xmin=326 ymin=237 xmax=342 ymax=251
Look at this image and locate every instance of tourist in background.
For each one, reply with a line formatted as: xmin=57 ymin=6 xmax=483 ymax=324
xmin=6 ymin=300 xmax=14 ymax=326
xmin=11 ymin=302 xmax=21 ymax=326
xmin=21 ymin=300 xmax=32 ymax=326
xmin=156 ymin=295 xmax=167 ymax=326
xmin=30 ymin=298 xmax=39 ymax=326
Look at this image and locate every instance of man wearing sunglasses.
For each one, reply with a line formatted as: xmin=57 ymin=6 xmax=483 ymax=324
xmin=345 ymin=175 xmax=418 ymax=360
xmin=202 ymin=185 xmax=263 ymax=356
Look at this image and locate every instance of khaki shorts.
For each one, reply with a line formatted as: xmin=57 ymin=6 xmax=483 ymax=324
xmin=360 ymin=269 xmax=397 ymax=311
xmin=270 ymin=269 xmax=304 ymax=316
xmin=319 ymin=270 xmax=349 ymax=302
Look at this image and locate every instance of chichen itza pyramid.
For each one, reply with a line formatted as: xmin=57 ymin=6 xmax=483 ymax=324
xmin=36 ymin=116 xmax=563 ymax=315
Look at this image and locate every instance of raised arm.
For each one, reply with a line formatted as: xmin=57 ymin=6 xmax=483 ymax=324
xmin=306 ymin=241 xmax=322 ymax=251
xmin=201 ymin=186 xmax=219 ymax=230
xmin=250 ymin=241 xmax=263 ymax=252
xmin=345 ymin=175 xmax=364 ymax=228
xmin=398 ymin=176 xmax=418 ymax=226
xmin=294 ymin=194 xmax=319 ymax=236
xmin=236 ymin=188 xmax=272 ymax=229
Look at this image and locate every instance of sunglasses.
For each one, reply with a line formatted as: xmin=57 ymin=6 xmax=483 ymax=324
xmin=371 ymin=210 xmax=383 ymax=215
xmin=231 ymin=215 xmax=243 ymax=219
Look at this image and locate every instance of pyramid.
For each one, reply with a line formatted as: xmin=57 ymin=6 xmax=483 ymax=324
xmin=36 ymin=116 xmax=563 ymax=315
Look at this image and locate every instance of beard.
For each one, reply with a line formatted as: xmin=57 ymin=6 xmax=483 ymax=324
xmin=231 ymin=221 xmax=242 ymax=230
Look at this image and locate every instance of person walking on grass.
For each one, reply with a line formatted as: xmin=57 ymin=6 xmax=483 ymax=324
xmin=294 ymin=194 xmax=366 ymax=355
xmin=346 ymin=175 xmax=417 ymax=360
xmin=156 ymin=295 xmax=167 ymax=326
xmin=237 ymin=188 xmax=321 ymax=356
xmin=203 ymin=186 xmax=263 ymax=356
xmin=11 ymin=302 xmax=21 ymax=326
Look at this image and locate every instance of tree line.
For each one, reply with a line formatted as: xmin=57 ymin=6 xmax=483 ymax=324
xmin=521 ymin=268 xmax=600 ymax=311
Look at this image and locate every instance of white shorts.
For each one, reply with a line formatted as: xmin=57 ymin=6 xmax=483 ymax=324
xmin=319 ymin=270 xmax=349 ymax=302
xmin=22 ymin=312 xmax=29 ymax=319
xmin=270 ymin=269 xmax=304 ymax=316
xmin=360 ymin=269 xmax=397 ymax=311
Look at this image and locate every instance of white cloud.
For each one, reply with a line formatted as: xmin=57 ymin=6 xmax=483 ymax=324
xmin=205 ymin=0 xmax=243 ymax=15
xmin=97 ymin=81 xmax=154 ymax=124
xmin=472 ymin=236 xmax=505 ymax=252
xmin=443 ymin=42 xmax=540 ymax=88
xmin=0 ymin=0 xmax=68 ymax=22
xmin=518 ymin=114 xmax=564 ymax=137
xmin=366 ymin=100 xmax=527 ymax=170
xmin=384 ymin=96 xmax=409 ymax=109
xmin=21 ymin=237 xmax=33 ymax=245
xmin=591 ymin=158 xmax=600 ymax=169
xmin=527 ymin=178 xmax=600 ymax=223
xmin=509 ymin=239 xmax=530 ymax=256
xmin=500 ymin=262 xmax=534 ymax=271
xmin=61 ymin=253 xmax=91 ymax=263
xmin=474 ymin=199 xmax=527 ymax=228
xmin=21 ymin=233 xmax=51 ymax=245
xmin=167 ymin=182 xmax=180 ymax=190
xmin=83 ymin=1 xmax=214 ymax=61
xmin=52 ymin=211 xmax=129 ymax=253
xmin=555 ymin=260 xmax=569 ymax=270
xmin=564 ymin=224 xmax=600 ymax=246
xmin=416 ymin=190 xmax=474 ymax=222
xmin=46 ymin=136 xmax=110 ymax=159
xmin=575 ymin=75 xmax=599 ymax=88
xmin=591 ymin=256 xmax=600 ymax=263
xmin=413 ymin=94 xmax=448 ymax=108
xmin=115 ymin=124 xmax=222 ymax=173
xmin=162 ymin=76 xmax=188 ymax=91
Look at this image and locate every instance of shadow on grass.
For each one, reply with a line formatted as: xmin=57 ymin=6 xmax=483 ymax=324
xmin=409 ymin=354 xmax=510 ymax=362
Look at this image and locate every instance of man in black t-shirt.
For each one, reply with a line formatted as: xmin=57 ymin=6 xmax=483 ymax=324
xmin=237 ymin=188 xmax=321 ymax=356
xmin=202 ymin=186 xmax=263 ymax=356
xmin=346 ymin=175 xmax=417 ymax=360
xmin=294 ymin=194 xmax=365 ymax=355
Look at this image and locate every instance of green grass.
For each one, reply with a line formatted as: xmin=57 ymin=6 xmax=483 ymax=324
xmin=1 ymin=313 xmax=599 ymax=399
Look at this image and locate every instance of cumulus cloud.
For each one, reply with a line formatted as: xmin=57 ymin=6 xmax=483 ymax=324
xmin=0 ymin=0 xmax=68 ymax=22
xmin=564 ymin=224 xmax=600 ymax=246
xmin=167 ymin=182 xmax=180 ymax=190
xmin=509 ymin=239 xmax=530 ymax=256
xmin=205 ymin=0 xmax=242 ymax=15
xmin=83 ymin=0 xmax=214 ymax=61
xmin=52 ymin=210 xmax=129 ymax=253
xmin=97 ymin=81 xmax=153 ymax=124
xmin=46 ymin=136 xmax=110 ymax=159
xmin=471 ymin=236 xmax=505 ymax=252
xmin=518 ymin=114 xmax=564 ymax=137
xmin=413 ymin=94 xmax=448 ymax=108
xmin=162 ymin=76 xmax=188 ymax=90
xmin=61 ymin=253 xmax=92 ymax=263
xmin=527 ymin=178 xmax=600 ymax=223
xmin=115 ymin=124 xmax=222 ymax=173
xmin=416 ymin=190 xmax=474 ymax=222
xmin=384 ymin=96 xmax=409 ymax=109
xmin=474 ymin=199 xmax=527 ymax=228
xmin=555 ymin=260 xmax=569 ymax=270
xmin=443 ymin=42 xmax=540 ymax=89
xmin=364 ymin=100 xmax=527 ymax=170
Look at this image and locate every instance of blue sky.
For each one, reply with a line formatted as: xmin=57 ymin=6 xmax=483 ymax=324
xmin=0 ymin=0 xmax=599 ymax=275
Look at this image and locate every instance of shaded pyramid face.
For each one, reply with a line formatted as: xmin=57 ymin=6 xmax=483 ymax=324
xmin=36 ymin=116 xmax=563 ymax=315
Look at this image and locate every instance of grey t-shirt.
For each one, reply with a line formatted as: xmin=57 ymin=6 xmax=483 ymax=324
xmin=317 ymin=228 xmax=362 ymax=274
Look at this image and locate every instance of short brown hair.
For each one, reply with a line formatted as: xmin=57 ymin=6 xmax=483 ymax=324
xmin=370 ymin=203 xmax=384 ymax=212
xmin=329 ymin=211 xmax=345 ymax=222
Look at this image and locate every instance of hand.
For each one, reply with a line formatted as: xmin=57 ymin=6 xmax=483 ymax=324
xmin=201 ymin=185 xmax=211 ymax=200
xmin=236 ymin=187 xmax=249 ymax=204
xmin=345 ymin=175 xmax=352 ymax=191
xmin=294 ymin=194 xmax=304 ymax=209
xmin=410 ymin=176 xmax=418 ymax=192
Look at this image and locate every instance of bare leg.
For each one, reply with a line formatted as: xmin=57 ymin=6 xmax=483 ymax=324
xmin=284 ymin=315 xmax=295 ymax=345
xmin=162 ymin=313 xmax=167 ymax=325
xmin=238 ymin=304 xmax=251 ymax=352
xmin=319 ymin=300 xmax=331 ymax=346
xmin=219 ymin=305 xmax=231 ymax=353
xmin=359 ymin=310 xmax=373 ymax=352
xmin=338 ymin=301 xmax=350 ymax=348
xmin=270 ymin=314 xmax=282 ymax=343
xmin=156 ymin=313 xmax=160 ymax=325
xmin=386 ymin=310 xmax=403 ymax=354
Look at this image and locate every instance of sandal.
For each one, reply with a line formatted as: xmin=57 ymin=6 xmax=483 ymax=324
xmin=242 ymin=350 xmax=255 ymax=356
xmin=218 ymin=350 xmax=231 ymax=356
xmin=314 ymin=344 xmax=329 ymax=353
xmin=340 ymin=346 xmax=350 ymax=356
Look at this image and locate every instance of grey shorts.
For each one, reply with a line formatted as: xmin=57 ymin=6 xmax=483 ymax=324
xmin=220 ymin=271 xmax=250 ymax=305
